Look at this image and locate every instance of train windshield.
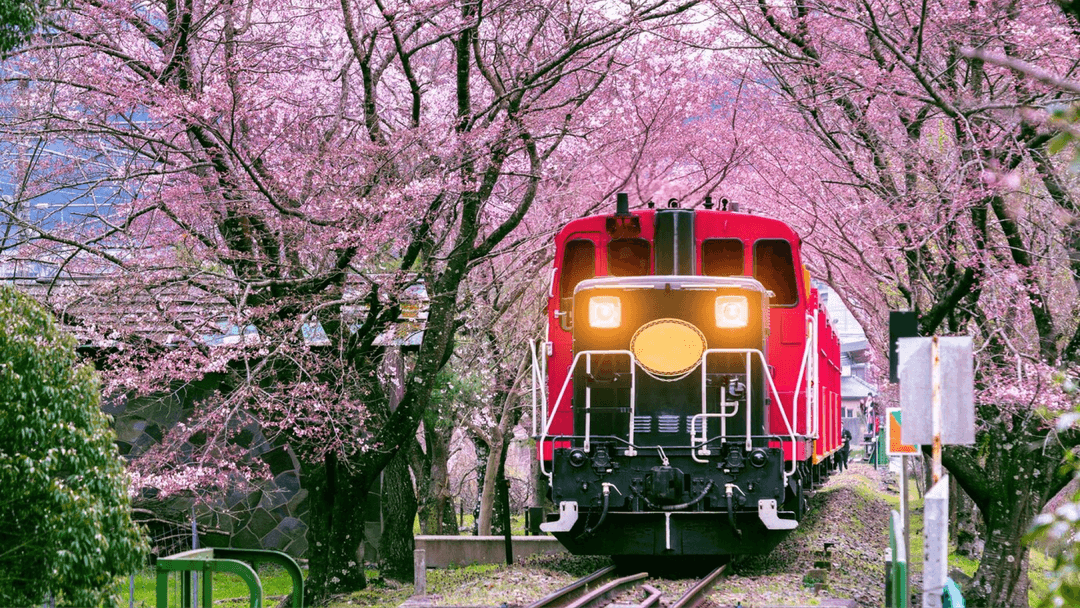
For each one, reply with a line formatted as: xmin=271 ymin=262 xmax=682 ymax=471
xmin=608 ymin=238 xmax=650 ymax=276
xmin=560 ymin=239 xmax=596 ymax=299
xmin=754 ymin=239 xmax=799 ymax=306
xmin=701 ymin=239 xmax=744 ymax=276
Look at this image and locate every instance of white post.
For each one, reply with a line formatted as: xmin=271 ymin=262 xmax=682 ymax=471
xmin=414 ymin=549 xmax=427 ymax=596
xmin=931 ymin=336 xmax=943 ymax=484
xmin=923 ymin=475 xmax=950 ymax=608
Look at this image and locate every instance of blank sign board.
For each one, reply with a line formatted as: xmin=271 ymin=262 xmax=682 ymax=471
xmin=898 ymin=337 xmax=975 ymax=445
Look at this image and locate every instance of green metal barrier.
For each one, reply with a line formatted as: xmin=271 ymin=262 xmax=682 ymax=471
xmin=155 ymin=547 xmax=304 ymax=608
xmin=943 ymin=576 xmax=966 ymax=607
xmin=888 ymin=509 xmax=908 ymax=608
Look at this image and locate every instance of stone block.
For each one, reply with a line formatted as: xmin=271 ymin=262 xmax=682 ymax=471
xmin=246 ymin=507 xmax=278 ymax=539
xmin=262 ymin=445 xmax=298 ymax=477
xmin=284 ymin=536 xmax=308 ymax=558
xmin=231 ymin=527 xmax=260 ymax=550
xmin=274 ymin=471 xmax=301 ymax=495
xmin=202 ymin=531 xmax=230 ymax=548
xmin=261 ymin=527 xmax=289 ymax=551
xmin=414 ymin=536 xmax=567 ymax=568
xmin=277 ymin=516 xmax=304 ymax=536
xmin=287 ymin=489 xmax=309 ymax=516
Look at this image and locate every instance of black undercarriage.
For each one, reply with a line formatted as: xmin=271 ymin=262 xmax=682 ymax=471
xmin=545 ymin=438 xmax=806 ymax=555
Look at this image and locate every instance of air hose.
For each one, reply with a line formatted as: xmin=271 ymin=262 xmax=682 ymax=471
xmin=637 ymin=480 xmax=715 ymax=512
xmin=726 ymin=484 xmax=742 ymax=537
xmin=578 ymin=482 xmax=620 ymax=539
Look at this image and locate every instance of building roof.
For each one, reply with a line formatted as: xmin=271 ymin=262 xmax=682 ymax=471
xmin=2 ymin=274 xmax=428 ymax=349
xmin=842 ymin=374 xmax=877 ymax=400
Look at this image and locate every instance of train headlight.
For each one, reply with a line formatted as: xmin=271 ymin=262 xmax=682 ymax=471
xmin=589 ymin=296 xmax=622 ymax=328
xmin=715 ymin=295 xmax=749 ymax=328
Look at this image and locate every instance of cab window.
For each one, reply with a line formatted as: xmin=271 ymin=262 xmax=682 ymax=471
xmin=702 ymin=239 xmax=744 ymax=276
xmin=754 ymin=239 xmax=798 ymax=306
xmin=608 ymin=238 xmax=650 ymax=277
xmin=560 ymin=239 xmax=596 ymax=299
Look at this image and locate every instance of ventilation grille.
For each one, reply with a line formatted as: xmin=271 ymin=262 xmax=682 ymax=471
xmin=633 ymin=416 xmax=652 ymax=434
xmin=657 ymin=415 xmax=681 ymax=433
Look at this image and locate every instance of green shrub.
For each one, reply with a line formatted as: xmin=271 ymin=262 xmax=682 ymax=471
xmin=0 ymin=285 xmax=147 ymax=606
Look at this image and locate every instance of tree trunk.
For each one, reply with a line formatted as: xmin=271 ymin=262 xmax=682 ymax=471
xmin=477 ymin=355 xmax=529 ymax=535
xmin=945 ymin=414 xmax=1071 ymax=607
xmin=380 ymin=448 xmax=417 ymax=582
xmin=470 ymin=432 xmax=489 ymax=535
xmin=494 ymin=440 xmax=513 ymax=537
xmin=969 ymin=501 xmax=1033 ymax=607
xmin=477 ymin=423 xmax=505 ymax=536
xmin=417 ymin=418 xmax=458 ymax=534
xmin=951 ymin=476 xmax=982 ymax=560
xmin=303 ymin=453 xmax=369 ymax=605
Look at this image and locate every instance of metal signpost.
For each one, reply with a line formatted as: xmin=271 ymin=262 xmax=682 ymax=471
xmin=925 ymin=476 xmax=951 ymax=608
xmin=897 ymin=336 xmax=975 ymax=608
xmin=887 ymin=406 xmax=919 ymax=599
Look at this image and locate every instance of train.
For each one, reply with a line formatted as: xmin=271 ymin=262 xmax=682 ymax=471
xmin=531 ymin=194 xmax=843 ymax=557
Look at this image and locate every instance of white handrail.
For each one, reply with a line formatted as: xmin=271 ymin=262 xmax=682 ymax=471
xmin=698 ymin=348 xmax=798 ymax=480
xmin=541 ymin=347 xmax=800 ymax=482
xmin=811 ymin=312 xmax=820 ymax=438
xmin=539 ymin=349 xmax=636 ymax=480
xmin=530 ymin=340 xmax=539 ymax=437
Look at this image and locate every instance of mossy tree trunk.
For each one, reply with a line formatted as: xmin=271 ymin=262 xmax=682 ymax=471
xmin=380 ymin=448 xmax=418 ymax=582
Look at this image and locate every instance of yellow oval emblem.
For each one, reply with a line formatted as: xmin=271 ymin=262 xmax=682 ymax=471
xmin=631 ymin=319 xmax=707 ymax=377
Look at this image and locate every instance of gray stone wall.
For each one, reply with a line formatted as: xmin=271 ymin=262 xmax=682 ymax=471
xmin=109 ymin=379 xmax=312 ymax=559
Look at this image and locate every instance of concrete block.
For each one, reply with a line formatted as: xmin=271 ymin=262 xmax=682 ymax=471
xmin=414 ymin=535 xmax=567 ymax=568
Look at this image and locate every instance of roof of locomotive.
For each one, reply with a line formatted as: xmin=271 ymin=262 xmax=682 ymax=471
xmin=555 ymin=206 xmax=803 ymax=245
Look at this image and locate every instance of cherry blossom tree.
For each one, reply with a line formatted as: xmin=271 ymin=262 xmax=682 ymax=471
xmin=709 ymin=1 xmax=1080 ymax=605
xmin=1 ymin=0 xmax=713 ymax=600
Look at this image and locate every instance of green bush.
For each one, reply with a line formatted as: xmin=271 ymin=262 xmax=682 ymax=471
xmin=0 ymin=285 xmax=147 ymax=606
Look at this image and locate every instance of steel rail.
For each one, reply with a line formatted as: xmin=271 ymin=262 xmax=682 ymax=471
xmin=523 ymin=565 xmax=618 ymax=608
xmin=637 ymin=584 xmax=663 ymax=608
xmin=563 ymin=572 xmax=648 ymax=608
xmin=669 ymin=564 xmax=729 ymax=608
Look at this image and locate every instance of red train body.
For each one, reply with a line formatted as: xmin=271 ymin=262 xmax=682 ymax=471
xmin=533 ymin=196 xmax=842 ymax=556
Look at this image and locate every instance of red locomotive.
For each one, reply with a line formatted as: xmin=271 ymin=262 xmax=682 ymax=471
xmin=533 ymin=194 xmax=842 ymax=556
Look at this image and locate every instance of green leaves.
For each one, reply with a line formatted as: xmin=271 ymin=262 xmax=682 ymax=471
xmin=1045 ymin=103 xmax=1080 ymax=173
xmin=0 ymin=285 xmax=147 ymax=607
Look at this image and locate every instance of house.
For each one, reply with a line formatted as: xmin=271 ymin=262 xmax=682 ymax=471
xmin=815 ymin=282 xmax=878 ymax=444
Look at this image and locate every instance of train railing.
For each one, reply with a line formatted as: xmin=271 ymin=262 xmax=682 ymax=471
xmin=537 ymin=347 xmax=800 ymax=481
xmin=538 ymin=349 xmax=638 ymax=478
xmin=694 ymin=348 xmax=797 ymax=477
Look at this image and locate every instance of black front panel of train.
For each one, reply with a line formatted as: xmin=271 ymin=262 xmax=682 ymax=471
xmin=570 ymin=286 xmax=767 ymax=447
xmin=654 ymin=209 xmax=695 ymax=275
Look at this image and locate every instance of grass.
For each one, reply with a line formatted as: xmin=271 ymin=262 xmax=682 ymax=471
xmin=122 ymin=563 xmax=300 ymax=608
xmin=414 ymin=513 xmax=529 ymax=536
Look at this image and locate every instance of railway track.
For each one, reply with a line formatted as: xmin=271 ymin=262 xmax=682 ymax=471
xmin=524 ymin=563 xmax=728 ymax=608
